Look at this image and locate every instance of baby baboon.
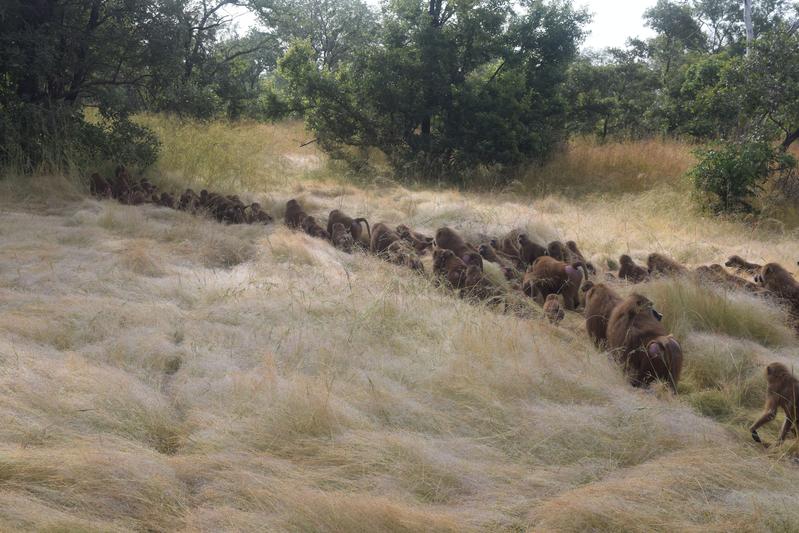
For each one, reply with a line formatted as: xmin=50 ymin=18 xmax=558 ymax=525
xmin=544 ymin=294 xmax=565 ymax=325
xmin=396 ymin=224 xmax=434 ymax=254
xmin=370 ymin=222 xmax=402 ymax=254
xmin=522 ymin=256 xmax=583 ymax=310
xmin=607 ymin=293 xmax=682 ymax=393
xmin=647 ymin=253 xmax=687 ymax=277
xmin=433 ymin=248 xmax=468 ymax=289
xmin=284 ymin=199 xmax=308 ymax=228
xmin=247 ymin=202 xmax=273 ymax=224
xmin=583 ymin=282 xmax=623 ymax=347
xmin=750 ymin=362 xmax=799 ymax=445
xmin=328 ymin=209 xmax=371 ymax=248
xmin=618 ymin=254 xmax=649 ymax=283
xmin=386 ymin=240 xmax=424 ymax=272
xmin=725 ymin=255 xmax=761 ymax=275
xmin=331 ymin=222 xmax=356 ymax=253
xmin=89 ymin=172 xmax=112 ymax=197
xmin=434 ymin=227 xmax=478 ymax=259
xmin=518 ymin=234 xmax=548 ymax=267
xmin=301 ymin=215 xmax=329 ymax=239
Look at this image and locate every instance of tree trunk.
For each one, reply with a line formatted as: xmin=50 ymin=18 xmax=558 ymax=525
xmin=744 ymin=0 xmax=753 ymax=55
xmin=780 ymin=128 xmax=799 ymax=151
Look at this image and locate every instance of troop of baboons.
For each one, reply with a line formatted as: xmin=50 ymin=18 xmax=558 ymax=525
xmin=88 ymin=171 xmax=799 ymax=447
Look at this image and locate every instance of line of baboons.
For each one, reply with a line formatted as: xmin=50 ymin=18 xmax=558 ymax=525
xmin=89 ymin=167 xmax=799 ymax=447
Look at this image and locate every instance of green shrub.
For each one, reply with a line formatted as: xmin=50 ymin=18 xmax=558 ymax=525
xmin=688 ymin=139 xmax=797 ymax=213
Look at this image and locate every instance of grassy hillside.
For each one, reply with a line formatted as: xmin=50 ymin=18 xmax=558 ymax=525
xmin=1 ymin=118 xmax=799 ymax=531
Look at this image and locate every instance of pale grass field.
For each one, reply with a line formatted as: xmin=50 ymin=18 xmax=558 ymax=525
xmin=1 ymin=119 xmax=799 ymax=531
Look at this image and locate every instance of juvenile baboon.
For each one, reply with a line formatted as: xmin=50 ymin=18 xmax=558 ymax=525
xmin=328 ymin=209 xmax=371 ymax=248
xmin=247 ymin=202 xmax=273 ymax=224
xmin=396 ymin=224 xmax=434 ymax=254
xmin=618 ymin=255 xmax=649 ymax=283
xmin=522 ymin=256 xmax=583 ymax=310
xmin=750 ymin=362 xmax=799 ymax=445
xmin=331 ymin=222 xmax=355 ymax=253
xmin=725 ymin=255 xmax=762 ymax=275
xmin=89 ymin=173 xmax=112 ymax=197
xmin=433 ymin=248 xmax=468 ymax=289
xmin=370 ymin=222 xmax=402 ymax=254
xmin=301 ymin=215 xmax=329 ymax=239
xmin=284 ymin=199 xmax=307 ymax=228
xmin=647 ymin=253 xmax=687 ymax=276
xmin=544 ymin=294 xmax=565 ymax=325
xmin=386 ymin=240 xmax=424 ymax=272
xmin=583 ymin=282 xmax=623 ymax=347
xmin=607 ymin=293 xmax=682 ymax=393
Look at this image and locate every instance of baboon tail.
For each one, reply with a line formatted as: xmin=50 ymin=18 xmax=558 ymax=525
xmin=355 ymin=218 xmax=371 ymax=240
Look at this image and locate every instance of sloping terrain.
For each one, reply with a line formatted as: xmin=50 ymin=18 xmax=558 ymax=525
xmin=1 ymin=166 xmax=799 ymax=531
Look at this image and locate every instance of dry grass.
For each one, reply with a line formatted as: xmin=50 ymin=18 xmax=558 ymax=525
xmin=1 ymin=118 xmax=799 ymax=531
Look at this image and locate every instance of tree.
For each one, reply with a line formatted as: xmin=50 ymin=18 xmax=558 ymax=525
xmin=279 ymin=0 xmax=588 ymax=178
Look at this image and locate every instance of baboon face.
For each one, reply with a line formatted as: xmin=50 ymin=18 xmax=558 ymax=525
xmin=631 ymin=294 xmax=662 ymax=321
xmin=766 ymin=362 xmax=790 ymax=382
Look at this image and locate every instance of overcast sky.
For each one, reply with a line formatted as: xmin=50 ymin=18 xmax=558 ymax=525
xmin=223 ymin=1 xmax=657 ymax=51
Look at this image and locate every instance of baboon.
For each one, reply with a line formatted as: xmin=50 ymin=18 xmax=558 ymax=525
xmin=607 ymin=293 xmax=682 ymax=393
xmin=247 ymin=202 xmax=273 ymax=224
xmin=178 ymin=189 xmax=200 ymax=212
xmin=328 ymin=209 xmax=371 ymax=248
xmin=618 ymin=255 xmax=650 ymax=283
xmin=434 ymin=227 xmax=478 ymax=259
xmin=159 ymin=192 xmax=176 ymax=209
xmin=301 ymin=215 xmax=329 ymax=239
xmin=284 ymin=199 xmax=307 ymax=228
xmin=647 ymin=253 xmax=687 ymax=276
xmin=725 ymin=255 xmax=761 ymax=275
xmin=386 ymin=241 xmax=424 ymax=272
xmin=583 ymin=282 xmax=623 ymax=347
xmin=111 ymin=165 xmax=132 ymax=199
xmin=699 ymin=264 xmax=761 ymax=293
xmin=89 ymin=173 xmax=112 ymax=197
xmin=566 ymin=240 xmax=596 ymax=274
xmin=462 ymin=251 xmax=484 ymax=271
xmin=522 ymin=256 xmax=583 ymax=310
xmin=462 ymin=264 xmax=503 ymax=303
xmin=750 ymin=362 xmax=799 ymax=445
xmin=518 ymin=234 xmax=548 ymax=266
xmin=478 ymin=243 xmax=520 ymax=280
xmin=370 ymin=222 xmax=402 ymax=254
xmin=331 ymin=222 xmax=355 ymax=253
xmin=544 ymin=294 xmax=565 ymax=325
xmin=396 ymin=224 xmax=433 ymax=254
xmin=139 ymin=178 xmax=156 ymax=195
xmin=547 ymin=241 xmax=570 ymax=262
xmin=433 ymin=248 xmax=468 ymax=289
xmin=754 ymin=263 xmax=799 ymax=301
xmin=496 ymin=229 xmax=524 ymax=258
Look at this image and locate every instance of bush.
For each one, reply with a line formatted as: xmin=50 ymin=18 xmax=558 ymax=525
xmin=688 ymin=139 xmax=797 ymax=213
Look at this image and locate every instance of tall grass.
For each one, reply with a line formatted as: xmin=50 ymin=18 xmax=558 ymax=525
xmin=1 ymin=118 xmax=799 ymax=530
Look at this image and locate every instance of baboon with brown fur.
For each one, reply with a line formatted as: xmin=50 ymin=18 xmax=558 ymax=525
xmin=566 ymin=241 xmax=596 ymax=274
xmin=750 ymin=362 xmax=799 ymax=445
xmin=247 ymin=202 xmax=273 ymax=224
xmin=328 ymin=209 xmax=371 ymax=249
xmin=518 ymin=234 xmax=548 ymax=267
xmin=607 ymin=293 xmax=682 ymax=393
xmin=522 ymin=256 xmax=583 ymax=310
xmin=618 ymin=255 xmax=650 ymax=283
xmin=159 ymin=192 xmax=176 ymax=209
xmin=396 ymin=224 xmax=434 ymax=254
xmin=284 ymin=199 xmax=307 ymax=228
xmin=301 ymin=215 xmax=329 ymax=239
xmin=725 ymin=255 xmax=761 ymax=275
xmin=434 ymin=227 xmax=478 ymax=259
xmin=462 ymin=264 xmax=503 ymax=303
xmin=331 ymin=222 xmax=356 ymax=253
xmin=547 ymin=241 xmax=570 ymax=262
xmin=478 ymin=243 xmax=521 ymax=281
xmin=754 ymin=263 xmax=799 ymax=301
xmin=544 ymin=294 xmax=565 ymax=325
xmin=495 ymin=229 xmax=524 ymax=258
xmin=370 ymin=222 xmax=402 ymax=254
xmin=89 ymin=173 xmax=112 ymax=197
xmin=647 ymin=253 xmax=687 ymax=276
xmin=386 ymin=241 xmax=424 ymax=272
xmin=433 ymin=248 xmax=468 ymax=289
xmin=583 ymin=282 xmax=623 ymax=347
xmin=178 ymin=189 xmax=200 ymax=212
xmin=697 ymin=264 xmax=761 ymax=293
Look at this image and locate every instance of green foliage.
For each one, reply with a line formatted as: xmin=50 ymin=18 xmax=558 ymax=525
xmin=279 ymin=0 xmax=588 ymax=179
xmin=689 ymin=139 xmax=796 ymax=213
